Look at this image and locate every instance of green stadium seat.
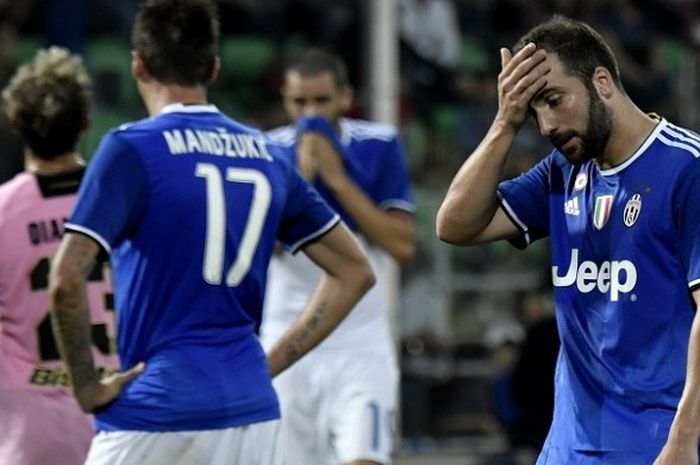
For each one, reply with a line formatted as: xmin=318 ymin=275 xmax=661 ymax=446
xmin=17 ymin=36 xmax=43 ymax=65
xmin=87 ymin=36 xmax=139 ymax=109
xmin=459 ymin=35 xmax=489 ymax=73
xmin=219 ymin=35 xmax=276 ymax=84
xmin=79 ymin=108 xmax=135 ymax=159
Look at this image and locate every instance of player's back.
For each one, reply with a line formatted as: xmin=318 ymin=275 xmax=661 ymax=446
xmin=0 ymin=170 xmax=118 ymax=465
xmin=68 ymin=104 xmax=339 ymax=432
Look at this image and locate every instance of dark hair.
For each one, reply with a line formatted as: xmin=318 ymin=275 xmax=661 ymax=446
xmin=131 ymin=0 xmax=219 ymax=86
xmin=2 ymin=47 xmax=92 ymax=159
xmin=285 ymin=48 xmax=349 ymax=88
xmin=513 ymin=15 xmax=624 ymax=92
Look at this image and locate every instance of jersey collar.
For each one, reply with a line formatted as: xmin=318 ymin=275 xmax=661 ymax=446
xmin=598 ymin=118 xmax=666 ymax=176
xmin=159 ymin=103 xmax=220 ymax=114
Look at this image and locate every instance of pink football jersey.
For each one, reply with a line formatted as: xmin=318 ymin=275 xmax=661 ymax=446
xmin=0 ymin=171 xmax=119 ymax=465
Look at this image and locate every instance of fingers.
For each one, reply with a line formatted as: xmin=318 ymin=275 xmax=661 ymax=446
xmin=501 ymin=47 xmax=548 ymax=93
xmin=496 ymin=43 xmax=550 ymax=129
xmin=118 ymin=361 xmax=145 ymax=384
xmin=500 ymin=47 xmax=512 ymax=69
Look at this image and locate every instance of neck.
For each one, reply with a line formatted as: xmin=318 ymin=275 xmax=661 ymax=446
xmin=25 ymin=150 xmax=85 ymax=175
xmin=595 ymin=99 xmax=656 ymax=170
xmin=140 ymin=82 xmax=209 ymax=116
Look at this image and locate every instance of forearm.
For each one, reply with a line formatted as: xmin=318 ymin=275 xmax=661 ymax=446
xmin=668 ymin=303 xmax=700 ymax=443
xmin=50 ymin=281 xmax=99 ymax=397
xmin=326 ymin=178 xmax=415 ymax=264
xmin=49 ymin=233 xmax=102 ymax=406
xmin=267 ymin=266 xmax=373 ymax=377
xmin=436 ymin=118 xmax=517 ymax=244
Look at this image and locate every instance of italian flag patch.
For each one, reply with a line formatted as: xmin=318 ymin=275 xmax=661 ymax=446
xmin=593 ymin=195 xmax=614 ymax=230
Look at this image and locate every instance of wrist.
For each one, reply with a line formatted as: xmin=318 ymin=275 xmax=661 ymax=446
xmin=668 ymin=413 xmax=700 ymax=443
xmin=491 ymin=116 xmax=520 ymax=137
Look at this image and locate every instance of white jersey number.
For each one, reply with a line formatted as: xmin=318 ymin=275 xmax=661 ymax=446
xmin=195 ymin=162 xmax=271 ymax=286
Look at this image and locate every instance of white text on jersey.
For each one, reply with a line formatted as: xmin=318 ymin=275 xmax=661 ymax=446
xmin=163 ymin=129 xmax=273 ymax=161
xmin=552 ymin=248 xmax=637 ymax=302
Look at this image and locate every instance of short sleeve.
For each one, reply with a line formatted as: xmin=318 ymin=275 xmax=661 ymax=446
xmin=66 ymin=132 xmax=148 ymax=253
xmin=374 ymin=136 xmax=414 ymax=213
xmin=275 ymin=155 xmax=340 ymax=253
xmin=497 ymin=155 xmax=552 ymax=249
xmin=673 ymin=160 xmax=700 ymax=290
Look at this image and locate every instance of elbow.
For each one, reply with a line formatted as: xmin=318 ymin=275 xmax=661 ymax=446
xmin=435 ymin=213 xmax=470 ymax=245
xmin=359 ymin=261 xmax=376 ymax=293
xmin=392 ymin=240 xmax=417 ymax=265
xmin=350 ymin=258 xmax=375 ymax=295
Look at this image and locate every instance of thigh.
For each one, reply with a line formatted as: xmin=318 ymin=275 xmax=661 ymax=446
xmin=273 ymin=360 xmax=328 ymax=464
xmin=330 ymin=354 xmax=399 ymax=464
xmin=85 ymin=421 xmax=284 ymax=465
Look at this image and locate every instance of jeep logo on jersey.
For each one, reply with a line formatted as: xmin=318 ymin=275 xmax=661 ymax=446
xmin=552 ymin=249 xmax=637 ymax=302
xmin=593 ymin=195 xmax=614 ymax=230
xmin=623 ymin=193 xmax=642 ymax=227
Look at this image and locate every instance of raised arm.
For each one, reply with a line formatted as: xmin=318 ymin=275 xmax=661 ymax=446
xmin=299 ymin=131 xmax=416 ymax=264
xmin=654 ymin=288 xmax=700 ymax=465
xmin=266 ymin=222 xmax=375 ymax=377
xmin=49 ymin=233 xmax=142 ymax=412
xmin=436 ymin=43 xmax=550 ymax=245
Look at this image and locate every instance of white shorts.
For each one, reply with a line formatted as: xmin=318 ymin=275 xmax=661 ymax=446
xmin=275 ymin=349 xmax=398 ymax=464
xmin=84 ymin=419 xmax=284 ymax=465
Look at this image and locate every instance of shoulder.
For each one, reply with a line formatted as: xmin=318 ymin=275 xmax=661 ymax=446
xmin=265 ymin=125 xmax=296 ymax=147
xmin=0 ymin=173 xmax=34 ymax=204
xmin=654 ymin=120 xmax=700 ymax=162
xmin=0 ymin=173 xmax=35 ymax=222
xmin=342 ymin=118 xmax=399 ymax=143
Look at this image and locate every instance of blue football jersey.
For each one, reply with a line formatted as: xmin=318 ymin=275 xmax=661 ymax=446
xmin=265 ymin=117 xmax=415 ymax=228
xmin=498 ymin=119 xmax=700 ymax=461
xmin=66 ymin=104 xmax=339 ymax=432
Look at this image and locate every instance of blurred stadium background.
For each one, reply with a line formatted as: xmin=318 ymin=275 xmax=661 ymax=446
xmin=1 ymin=1 xmax=699 ymax=463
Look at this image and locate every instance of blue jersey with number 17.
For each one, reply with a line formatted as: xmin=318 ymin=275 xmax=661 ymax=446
xmin=66 ymin=104 xmax=340 ymax=432
xmin=498 ymin=119 xmax=700 ymax=463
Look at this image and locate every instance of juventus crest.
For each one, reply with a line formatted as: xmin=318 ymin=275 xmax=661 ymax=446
xmin=623 ymin=193 xmax=642 ymax=227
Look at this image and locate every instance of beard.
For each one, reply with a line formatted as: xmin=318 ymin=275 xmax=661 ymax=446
xmin=550 ymin=88 xmax=613 ymax=165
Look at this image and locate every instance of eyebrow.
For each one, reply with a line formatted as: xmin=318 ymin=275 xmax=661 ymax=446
xmin=532 ymin=86 xmax=563 ymax=104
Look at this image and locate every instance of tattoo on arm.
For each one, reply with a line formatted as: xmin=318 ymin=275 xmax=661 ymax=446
xmin=284 ymin=301 xmax=328 ymax=366
xmin=51 ymin=236 xmax=100 ymax=393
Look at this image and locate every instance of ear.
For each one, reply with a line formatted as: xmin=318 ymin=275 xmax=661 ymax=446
xmin=339 ymin=85 xmax=354 ymax=113
xmin=207 ymin=56 xmax=221 ymax=85
xmin=592 ymin=66 xmax=615 ymax=100
xmin=131 ymin=50 xmax=151 ymax=83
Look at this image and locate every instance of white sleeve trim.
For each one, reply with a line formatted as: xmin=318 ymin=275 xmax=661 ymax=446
xmin=690 ymin=277 xmax=700 ymax=290
xmin=379 ymin=199 xmax=416 ymax=213
xmin=287 ymin=214 xmax=341 ymax=254
xmin=64 ymin=223 xmax=112 ymax=254
xmin=497 ymin=192 xmax=531 ymax=246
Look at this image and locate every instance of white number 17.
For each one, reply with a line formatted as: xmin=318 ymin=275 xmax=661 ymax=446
xmin=195 ymin=162 xmax=271 ymax=286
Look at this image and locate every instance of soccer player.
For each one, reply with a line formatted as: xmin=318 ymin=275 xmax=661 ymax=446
xmin=0 ymin=47 xmax=119 ymax=465
xmin=260 ymin=49 xmax=416 ymax=465
xmin=48 ymin=1 xmax=374 ymax=465
xmin=436 ymin=16 xmax=700 ymax=465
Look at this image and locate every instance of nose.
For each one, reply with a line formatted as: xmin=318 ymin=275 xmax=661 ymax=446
xmin=536 ymin=111 xmax=558 ymax=137
xmin=302 ymin=104 xmax=321 ymax=118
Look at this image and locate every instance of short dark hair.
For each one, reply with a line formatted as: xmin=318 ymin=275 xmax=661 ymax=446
xmin=2 ymin=47 xmax=92 ymax=159
xmin=131 ymin=0 xmax=219 ymax=86
xmin=285 ymin=48 xmax=349 ymax=88
xmin=513 ymin=15 xmax=623 ymax=91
